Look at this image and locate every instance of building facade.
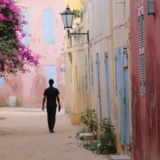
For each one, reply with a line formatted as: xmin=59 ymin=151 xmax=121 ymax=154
xmin=130 ymin=1 xmax=160 ymax=160
xmin=64 ymin=0 xmax=90 ymax=124
xmin=0 ymin=0 xmax=65 ymax=107
xmin=89 ymin=0 xmax=131 ymax=155
xmin=64 ymin=0 xmax=132 ymax=156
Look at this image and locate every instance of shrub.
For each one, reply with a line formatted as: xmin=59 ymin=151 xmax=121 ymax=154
xmin=80 ymin=109 xmax=97 ymax=137
xmin=0 ymin=0 xmax=40 ymax=76
xmin=82 ymin=117 xmax=116 ymax=154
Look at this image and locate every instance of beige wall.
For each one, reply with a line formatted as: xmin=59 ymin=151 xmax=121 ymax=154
xmin=64 ymin=0 xmax=132 ymax=156
xmin=88 ymin=0 xmax=131 ymax=155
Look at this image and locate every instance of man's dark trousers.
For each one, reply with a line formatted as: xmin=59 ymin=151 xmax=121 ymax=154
xmin=47 ymin=107 xmax=56 ymax=132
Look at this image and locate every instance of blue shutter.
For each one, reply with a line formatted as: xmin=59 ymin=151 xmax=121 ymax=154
xmin=96 ymin=54 xmax=102 ymax=127
xmin=104 ymin=52 xmax=111 ymax=119
xmin=118 ymin=48 xmax=125 ymax=146
xmin=90 ymin=58 xmax=94 ymax=90
xmin=123 ymin=48 xmax=130 ymax=145
xmin=46 ymin=66 xmax=57 ymax=87
xmin=43 ymin=10 xmax=54 ymax=43
xmin=114 ymin=49 xmax=118 ymax=96
xmin=84 ymin=53 xmax=88 ymax=93
xmin=0 ymin=77 xmax=4 ymax=86
xmin=22 ymin=11 xmax=30 ymax=44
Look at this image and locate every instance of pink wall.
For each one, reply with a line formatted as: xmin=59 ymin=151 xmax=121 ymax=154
xmin=131 ymin=0 xmax=160 ymax=160
xmin=0 ymin=0 xmax=66 ymax=108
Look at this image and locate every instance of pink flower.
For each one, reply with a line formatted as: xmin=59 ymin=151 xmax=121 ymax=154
xmin=8 ymin=15 xmax=12 ymax=20
xmin=0 ymin=13 xmax=5 ymax=20
xmin=9 ymin=5 xmax=14 ymax=11
xmin=21 ymin=32 xmax=26 ymax=37
xmin=22 ymin=20 xmax=27 ymax=25
xmin=15 ymin=37 xmax=20 ymax=43
xmin=14 ymin=26 xmax=20 ymax=31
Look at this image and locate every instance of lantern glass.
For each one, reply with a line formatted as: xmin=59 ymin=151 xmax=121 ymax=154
xmin=66 ymin=14 xmax=74 ymax=28
xmin=61 ymin=6 xmax=74 ymax=29
xmin=61 ymin=14 xmax=67 ymax=28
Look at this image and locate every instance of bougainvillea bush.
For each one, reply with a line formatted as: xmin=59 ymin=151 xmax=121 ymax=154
xmin=0 ymin=0 xmax=40 ymax=76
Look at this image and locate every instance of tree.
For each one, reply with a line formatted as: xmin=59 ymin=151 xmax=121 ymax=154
xmin=0 ymin=0 xmax=40 ymax=76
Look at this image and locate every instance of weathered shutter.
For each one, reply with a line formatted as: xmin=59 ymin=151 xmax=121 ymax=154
xmin=43 ymin=10 xmax=54 ymax=43
xmin=22 ymin=11 xmax=30 ymax=44
xmin=138 ymin=7 xmax=146 ymax=96
xmin=0 ymin=77 xmax=4 ymax=86
xmin=46 ymin=66 xmax=57 ymax=87
xmin=104 ymin=52 xmax=111 ymax=119
xmin=114 ymin=49 xmax=118 ymax=96
xmin=84 ymin=53 xmax=88 ymax=93
xmin=90 ymin=58 xmax=94 ymax=90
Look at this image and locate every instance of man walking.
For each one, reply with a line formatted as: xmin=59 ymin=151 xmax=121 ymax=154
xmin=42 ymin=79 xmax=61 ymax=133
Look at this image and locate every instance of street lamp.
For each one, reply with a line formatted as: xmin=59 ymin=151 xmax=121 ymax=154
xmin=60 ymin=5 xmax=89 ymax=41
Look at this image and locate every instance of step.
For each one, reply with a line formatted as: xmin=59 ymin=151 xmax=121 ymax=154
xmin=78 ymin=133 xmax=95 ymax=140
xmin=110 ymin=155 xmax=131 ymax=160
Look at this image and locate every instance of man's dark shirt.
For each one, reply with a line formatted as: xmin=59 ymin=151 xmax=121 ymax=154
xmin=43 ymin=86 xmax=60 ymax=108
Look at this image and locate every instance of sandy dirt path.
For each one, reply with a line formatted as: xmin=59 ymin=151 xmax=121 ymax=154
xmin=0 ymin=107 xmax=108 ymax=160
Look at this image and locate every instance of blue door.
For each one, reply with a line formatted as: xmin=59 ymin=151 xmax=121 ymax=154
xmin=118 ymin=48 xmax=130 ymax=146
xmin=118 ymin=48 xmax=125 ymax=146
xmin=123 ymin=48 xmax=130 ymax=145
xmin=46 ymin=65 xmax=57 ymax=87
xmin=104 ymin=52 xmax=111 ymax=119
xmin=96 ymin=54 xmax=102 ymax=127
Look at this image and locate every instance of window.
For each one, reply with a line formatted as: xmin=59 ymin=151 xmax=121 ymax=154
xmin=22 ymin=11 xmax=30 ymax=44
xmin=138 ymin=6 xmax=146 ymax=96
xmin=0 ymin=77 xmax=4 ymax=86
xmin=43 ymin=10 xmax=54 ymax=43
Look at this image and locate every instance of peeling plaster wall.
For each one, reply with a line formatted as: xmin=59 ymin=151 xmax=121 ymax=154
xmin=64 ymin=0 xmax=89 ymax=115
xmin=0 ymin=0 xmax=65 ymax=108
xmin=89 ymin=0 xmax=131 ymax=155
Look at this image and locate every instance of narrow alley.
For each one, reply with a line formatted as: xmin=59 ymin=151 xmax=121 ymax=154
xmin=0 ymin=107 xmax=107 ymax=160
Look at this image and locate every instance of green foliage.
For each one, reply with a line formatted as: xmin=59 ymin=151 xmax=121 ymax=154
xmin=80 ymin=109 xmax=97 ymax=137
xmin=83 ymin=140 xmax=99 ymax=152
xmin=76 ymin=128 xmax=87 ymax=138
xmin=72 ymin=9 xmax=81 ymax=19
xmin=83 ymin=118 xmax=116 ymax=155
xmin=97 ymin=118 xmax=116 ymax=154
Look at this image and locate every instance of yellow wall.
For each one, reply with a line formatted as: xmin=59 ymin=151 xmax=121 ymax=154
xmin=64 ymin=0 xmax=90 ymax=124
xmin=64 ymin=0 xmax=83 ymax=9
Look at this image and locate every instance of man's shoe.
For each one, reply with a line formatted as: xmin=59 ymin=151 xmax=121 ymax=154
xmin=49 ymin=130 xmax=54 ymax=133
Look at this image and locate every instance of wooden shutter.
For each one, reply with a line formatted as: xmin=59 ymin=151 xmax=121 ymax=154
xmin=22 ymin=11 xmax=30 ymax=44
xmin=114 ymin=49 xmax=118 ymax=96
xmin=138 ymin=7 xmax=146 ymax=96
xmin=90 ymin=58 xmax=94 ymax=90
xmin=43 ymin=10 xmax=54 ymax=43
xmin=84 ymin=53 xmax=88 ymax=93
xmin=0 ymin=77 xmax=4 ymax=86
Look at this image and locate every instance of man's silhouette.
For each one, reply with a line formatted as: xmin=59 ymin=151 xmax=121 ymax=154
xmin=42 ymin=79 xmax=61 ymax=133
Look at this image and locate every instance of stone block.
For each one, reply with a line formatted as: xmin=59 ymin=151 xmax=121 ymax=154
xmin=78 ymin=133 xmax=95 ymax=140
xmin=110 ymin=155 xmax=131 ymax=160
